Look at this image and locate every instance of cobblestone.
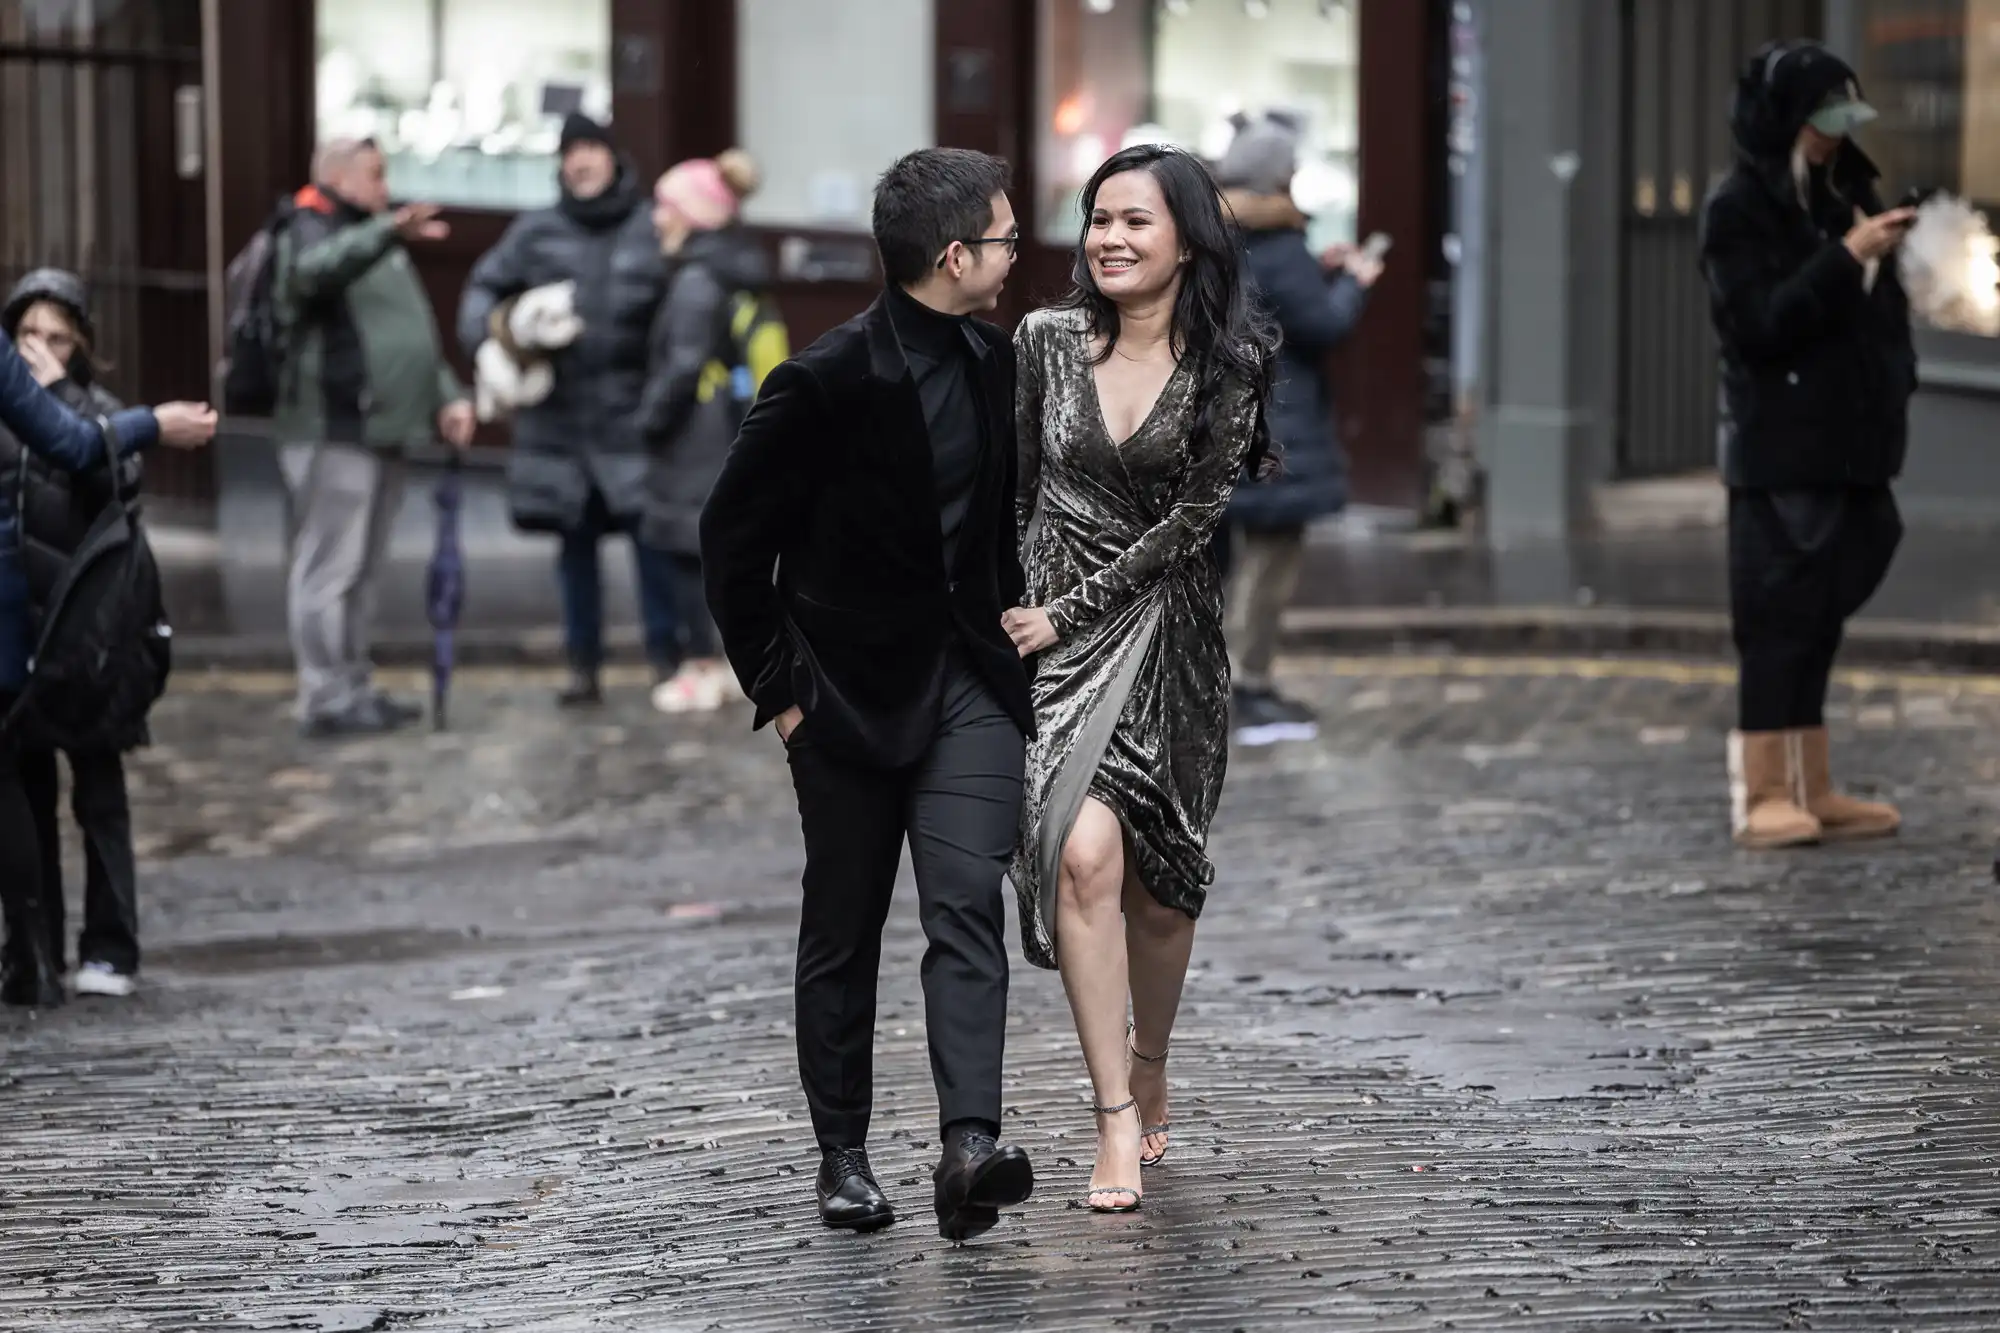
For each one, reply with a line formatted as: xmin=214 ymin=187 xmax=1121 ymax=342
xmin=6 ymin=656 xmax=2000 ymax=1330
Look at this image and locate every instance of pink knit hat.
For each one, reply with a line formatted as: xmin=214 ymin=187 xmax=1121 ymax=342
xmin=655 ymin=158 xmax=742 ymax=231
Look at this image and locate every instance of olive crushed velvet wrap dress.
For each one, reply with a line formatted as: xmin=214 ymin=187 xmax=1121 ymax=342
xmin=1010 ymin=307 xmax=1261 ymax=971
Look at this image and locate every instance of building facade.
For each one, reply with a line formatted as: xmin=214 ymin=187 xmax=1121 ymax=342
xmin=0 ymin=0 xmax=1448 ymax=515
xmin=1473 ymin=0 xmax=2000 ymax=538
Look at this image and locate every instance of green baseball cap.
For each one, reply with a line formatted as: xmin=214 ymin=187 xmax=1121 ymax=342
xmin=1808 ymin=81 xmax=1878 ymax=137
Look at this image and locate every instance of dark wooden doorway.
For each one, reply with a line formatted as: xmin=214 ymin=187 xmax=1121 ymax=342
xmin=1618 ymin=0 xmax=1822 ymax=479
xmin=0 ymin=0 xmax=213 ymax=502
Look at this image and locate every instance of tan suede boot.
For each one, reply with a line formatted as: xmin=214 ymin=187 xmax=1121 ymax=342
xmin=1728 ymin=730 xmax=1822 ymax=849
xmin=1796 ymin=725 xmax=1901 ymax=840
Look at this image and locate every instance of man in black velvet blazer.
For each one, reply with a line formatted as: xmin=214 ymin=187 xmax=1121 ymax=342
xmin=699 ymin=148 xmax=1034 ymax=1242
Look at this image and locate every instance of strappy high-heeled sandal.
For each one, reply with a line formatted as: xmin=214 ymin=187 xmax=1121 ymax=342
xmin=1086 ymin=1099 xmax=1143 ymax=1213
xmin=1130 ymin=1037 xmax=1171 ymax=1168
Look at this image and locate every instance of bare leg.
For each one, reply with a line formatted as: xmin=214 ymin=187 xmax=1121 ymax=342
xmin=1124 ymin=874 xmax=1194 ymax=1164
xmin=1055 ymin=796 xmax=1143 ymax=1206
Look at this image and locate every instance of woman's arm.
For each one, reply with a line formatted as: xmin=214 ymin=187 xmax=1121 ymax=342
xmin=1700 ymin=191 xmax=1865 ymax=363
xmin=633 ymin=265 xmax=727 ymax=448
xmin=0 ymin=332 xmax=156 ymax=470
xmin=1043 ymin=372 xmax=1260 ymax=641
xmin=1266 ymin=244 xmax=1368 ymax=352
xmin=1011 ymin=319 xmax=1045 ymax=593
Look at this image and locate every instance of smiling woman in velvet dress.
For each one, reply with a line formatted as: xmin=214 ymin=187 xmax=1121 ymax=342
xmin=1004 ymin=143 xmax=1275 ymax=1213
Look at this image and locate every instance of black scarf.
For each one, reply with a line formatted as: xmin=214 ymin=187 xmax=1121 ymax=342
xmin=559 ymin=165 xmax=641 ymax=231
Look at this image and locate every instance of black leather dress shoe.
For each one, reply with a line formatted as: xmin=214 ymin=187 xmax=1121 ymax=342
xmin=816 ymin=1146 xmax=895 ymax=1232
xmin=932 ymin=1123 xmax=1034 ymax=1242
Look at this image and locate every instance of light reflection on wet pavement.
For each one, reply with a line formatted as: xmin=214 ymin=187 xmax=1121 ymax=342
xmin=6 ymin=657 xmax=2000 ymax=1330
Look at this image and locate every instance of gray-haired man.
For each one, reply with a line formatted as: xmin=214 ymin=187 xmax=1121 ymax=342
xmin=272 ymin=138 xmax=475 ymax=738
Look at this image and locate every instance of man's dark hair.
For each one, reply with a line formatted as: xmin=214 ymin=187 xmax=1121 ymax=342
xmin=872 ymin=148 xmax=1011 ymax=287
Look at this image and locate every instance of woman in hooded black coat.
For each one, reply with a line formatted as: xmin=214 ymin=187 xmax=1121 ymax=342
xmin=1699 ymin=41 xmax=1916 ymax=850
xmin=0 ymin=269 xmax=145 ymax=996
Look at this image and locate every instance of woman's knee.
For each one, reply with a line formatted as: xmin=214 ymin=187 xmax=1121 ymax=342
xmin=1058 ymin=804 xmax=1123 ymax=913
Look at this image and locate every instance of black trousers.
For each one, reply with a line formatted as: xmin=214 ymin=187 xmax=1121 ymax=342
xmin=20 ymin=747 xmax=140 ymax=974
xmin=1729 ymin=485 xmax=1902 ymax=732
xmin=786 ymin=653 xmax=1025 ymax=1149
xmin=664 ymin=552 xmax=718 ymax=661
xmin=0 ymin=697 xmax=52 ymax=971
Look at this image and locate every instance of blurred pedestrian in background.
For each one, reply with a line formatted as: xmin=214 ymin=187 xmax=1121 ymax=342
xmin=1213 ymin=111 xmax=1380 ymax=747
xmin=3 ymin=270 xmax=147 ymax=996
xmin=0 ymin=331 xmax=213 ymax=1006
xmin=1701 ymin=42 xmax=1912 ymax=849
xmin=460 ymin=113 xmax=680 ymax=708
xmin=638 ymin=148 xmax=780 ymax=715
xmin=273 ymin=137 xmax=475 ymax=739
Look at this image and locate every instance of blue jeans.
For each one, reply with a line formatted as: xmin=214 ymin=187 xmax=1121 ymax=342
xmin=558 ymin=496 xmax=681 ymax=672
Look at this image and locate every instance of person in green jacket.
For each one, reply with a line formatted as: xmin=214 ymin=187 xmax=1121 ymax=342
xmin=271 ymin=137 xmax=475 ymax=738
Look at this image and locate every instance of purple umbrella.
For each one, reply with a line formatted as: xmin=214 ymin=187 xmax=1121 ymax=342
xmin=426 ymin=453 xmax=466 ymax=730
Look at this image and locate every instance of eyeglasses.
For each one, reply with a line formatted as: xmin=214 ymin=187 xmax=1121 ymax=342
xmin=936 ymin=232 xmax=1021 ymax=268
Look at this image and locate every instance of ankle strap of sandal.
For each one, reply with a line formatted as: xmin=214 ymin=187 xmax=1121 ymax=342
xmin=1092 ymin=1098 xmax=1137 ymax=1116
xmin=1130 ymin=1041 xmax=1168 ymax=1064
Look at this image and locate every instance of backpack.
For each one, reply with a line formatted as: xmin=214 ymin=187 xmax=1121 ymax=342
xmin=697 ymin=292 xmax=790 ymax=410
xmin=218 ymin=201 xmax=295 ymax=417
xmin=3 ymin=421 xmax=171 ymax=753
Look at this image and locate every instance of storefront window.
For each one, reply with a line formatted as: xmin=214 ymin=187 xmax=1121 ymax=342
xmin=1037 ymin=0 xmax=1359 ymax=251
xmin=737 ymin=0 xmax=935 ymax=232
xmin=1852 ymin=0 xmax=2000 ymax=333
xmin=316 ymin=0 xmax=612 ymax=212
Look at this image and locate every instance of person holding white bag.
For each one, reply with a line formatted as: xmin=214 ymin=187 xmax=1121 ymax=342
xmin=459 ymin=113 xmax=682 ymax=707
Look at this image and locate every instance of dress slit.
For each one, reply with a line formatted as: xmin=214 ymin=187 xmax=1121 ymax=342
xmin=1031 ymin=599 xmax=1162 ymax=962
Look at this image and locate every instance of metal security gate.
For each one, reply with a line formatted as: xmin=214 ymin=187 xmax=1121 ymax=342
xmin=0 ymin=0 xmax=212 ymax=503
xmin=1618 ymin=0 xmax=1822 ymax=478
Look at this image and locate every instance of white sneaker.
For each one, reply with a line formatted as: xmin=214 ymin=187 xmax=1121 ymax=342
xmin=707 ymin=662 xmax=745 ymax=703
xmin=651 ymin=663 xmax=726 ymax=715
xmin=72 ymin=961 xmax=136 ymax=998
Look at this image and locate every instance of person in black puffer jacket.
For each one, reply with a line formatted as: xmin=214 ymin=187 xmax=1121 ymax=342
xmin=0 ymin=312 xmax=211 ymax=1009
xmin=637 ymin=150 xmax=773 ymax=716
xmin=1700 ymin=41 xmax=1916 ymax=850
xmin=458 ymin=113 xmax=680 ymax=707
xmin=1 ymin=269 xmax=145 ymax=997
xmin=1212 ymin=112 xmax=1382 ymax=746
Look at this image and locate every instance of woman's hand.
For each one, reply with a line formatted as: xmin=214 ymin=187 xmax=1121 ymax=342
xmin=18 ymin=334 xmax=66 ymax=388
xmin=1002 ymin=606 xmax=1059 ymax=658
xmin=153 ymin=402 xmax=218 ymax=450
xmin=1845 ymin=207 xmax=1917 ymax=263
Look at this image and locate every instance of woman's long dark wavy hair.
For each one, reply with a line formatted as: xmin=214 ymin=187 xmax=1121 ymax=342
xmin=1057 ymin=143 xmax=1278 ymax=477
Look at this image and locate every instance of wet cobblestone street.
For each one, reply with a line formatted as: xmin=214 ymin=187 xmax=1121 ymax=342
xmin=8 ymin=655 xmax=2000 ymax=1331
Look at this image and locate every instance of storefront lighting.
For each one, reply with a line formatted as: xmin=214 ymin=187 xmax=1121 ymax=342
xmin=1968 ymin=237 xmax=2000 ymax=333
xmin=1161 ymin=0 xmax=1192 ymax=15
xmin=1085 ymin=0 xmax=1115 ymax=13
xmin=1319 ymin=0 xmax=1350 ymax=16
xmin=1244 ymin=0 xmax=1271 ymax=16
xmin=1903 ymin=194 xmax=2000 ymax=338
xmin=1053 ymin=91 xmax=1091 ymax=136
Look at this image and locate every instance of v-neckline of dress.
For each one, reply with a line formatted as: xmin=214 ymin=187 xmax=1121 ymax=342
xmin=1086 ymin=337 xmax=1182 ymax=448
